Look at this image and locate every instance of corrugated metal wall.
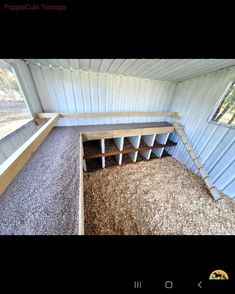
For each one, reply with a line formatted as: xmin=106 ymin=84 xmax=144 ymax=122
xmin=29 ymin=64 xmax=176 ymax=126
xmin=169 ymin=66 xmax=235 ymax=198
xmin=0 ymin=120 xmax=43 ymax=165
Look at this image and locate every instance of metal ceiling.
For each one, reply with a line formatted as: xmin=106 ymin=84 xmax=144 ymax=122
xmin=25 ymin=59 xmax=235 ymax=82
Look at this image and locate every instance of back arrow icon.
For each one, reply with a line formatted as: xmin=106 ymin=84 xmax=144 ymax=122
xmin=198 ymin=281 xmax=202 ymax=288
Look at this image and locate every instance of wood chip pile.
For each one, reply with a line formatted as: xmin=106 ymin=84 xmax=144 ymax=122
xmin=84 ymin=157 xmax=235 ymax=235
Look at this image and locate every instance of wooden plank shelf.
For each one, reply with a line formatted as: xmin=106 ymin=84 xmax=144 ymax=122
xmin=83 ymin=140 xmax=177 ymax=160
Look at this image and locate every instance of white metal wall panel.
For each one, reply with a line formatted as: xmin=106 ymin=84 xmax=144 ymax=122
xmin=30 ymin=65 xmax=176 ymax=126
xmin=170 ymin=66 xmax=235 ymax=198
xmin=0 ymin=121 xmax=42 ymax=165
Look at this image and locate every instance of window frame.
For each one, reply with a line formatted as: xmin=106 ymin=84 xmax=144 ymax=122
xmin=0 ymin=60 xmax=34 ymax=140
xmin=208 ymin=80 xmax=235 ymax=129
xmin=10 ymin=64 xmax=33 ymax=120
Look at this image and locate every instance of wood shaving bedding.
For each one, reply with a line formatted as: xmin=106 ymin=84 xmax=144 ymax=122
xmin=84 ymin=157 xmax=235 ymax=235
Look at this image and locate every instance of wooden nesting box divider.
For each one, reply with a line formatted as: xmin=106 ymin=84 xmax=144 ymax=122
xmin=113 ymin=137 xmax=124 ymax=165
xmin=152 ymin=133 xmax=170 ymax=157
xmin=164 ymin=132 xmax=176 ymax=157
xmin=127 ymin=135 xmax=141 ymax=162
xmin=82 ymin=129 xmax=177 ymax=172
xmin=100 ymin=139 xmax=105 ymax=168
xmin=139 ymin=134 xmax=156 ymax=159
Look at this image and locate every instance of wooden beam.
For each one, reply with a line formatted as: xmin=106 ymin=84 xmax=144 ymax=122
xmin=0 ymin=114 xmax=61 ymax=196
xmin=35 ymin=112 xmax=57 ymax=119
xmin=34 ymin=118 xmax=44 ymax=125
xmin=36 ymin=111 xmax=182 ymax=120
xmin=82 ymin=126 xmax=176 ymax=141
xmin=86 ymin=154 xmax=172 ymax=172
xmin=83 ymin=140 xmax=177 ymax=160
xmin=78 ymin=133 xmax=84 ymax=235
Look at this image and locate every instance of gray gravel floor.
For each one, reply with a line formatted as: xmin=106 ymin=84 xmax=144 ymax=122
xmin=0 ymin=127 xmax=81 ymax=235
xmin=0 ymin=122 xmax=172 ymax=235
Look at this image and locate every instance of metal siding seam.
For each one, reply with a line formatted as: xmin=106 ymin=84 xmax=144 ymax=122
xmin=61 ymin=70 xmax=72 ymax=126
xmin=222 ymin=173 xmax=235 ymax=191
xmin=117 ymin=59 xmax=137 ymax=75
xmin=213 ymin=158 xmax=235 ymax=184
xmin=38 ymin=66 xmax=52 ymax=110
xmin=126 ymin=60 xmax=147 ymax=75
xmin=202 ymin=128 xmax=229 ymax=166
xmin=51 ymin=68 xmax=61 ymax=113
xmin=87 ymin=72 xmax=94 ymax=126
xmin=208 ymin=136 xmax=235 ymax=174
xmin=224 ymin=180 xmax=235 ymax=198
xmin=70 ymin=71 xmax=80 ymax=125
xmin=197 ymin=126 xmax=218 ymax=158
xmin=145 ymin=59 xmax=179 ymax=79
xmin=78 ymin=71 xmax=86 ymax=118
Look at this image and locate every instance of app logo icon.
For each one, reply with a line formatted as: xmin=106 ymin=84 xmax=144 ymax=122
xmin=209 ymin=270 xmax=229 ymax=280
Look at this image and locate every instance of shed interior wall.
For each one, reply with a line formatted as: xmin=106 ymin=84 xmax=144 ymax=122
xmin=169 ymin=66 xmax=235 ymax=198
xmin=29 ymin=64 xmax=177 ymax=126
xmin=0 ymin=60 xmax=235 ymax=198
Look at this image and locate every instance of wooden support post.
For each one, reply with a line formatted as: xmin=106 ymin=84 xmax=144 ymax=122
xmin=79 ymin=133 xmax=84 ymax=235
xmin=175 ymin=125 xmax=221 ymax=201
